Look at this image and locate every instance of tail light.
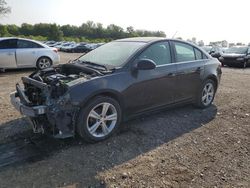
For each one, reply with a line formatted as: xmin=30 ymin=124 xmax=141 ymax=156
xmin=53 ymin=48 xmax=58 ymax=53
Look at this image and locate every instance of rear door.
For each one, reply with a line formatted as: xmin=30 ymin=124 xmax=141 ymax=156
xmin=171 ymin=41 xmax=205 ymax=102
xmin=16 ymin=39 xmax=43 ymax=67
xmin=0 ymin=39 xmax=17 ymax=69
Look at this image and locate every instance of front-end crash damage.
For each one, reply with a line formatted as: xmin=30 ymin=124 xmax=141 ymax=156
xmin=10 ymin=62 xmax=109 ymax=138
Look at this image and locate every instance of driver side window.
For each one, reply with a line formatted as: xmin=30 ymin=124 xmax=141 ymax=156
xmin=138 ymin=41 xmax=171 ymax=66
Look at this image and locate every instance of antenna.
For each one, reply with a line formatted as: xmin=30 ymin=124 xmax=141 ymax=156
xmin=172 ymin=31 xmax=178 ymax=38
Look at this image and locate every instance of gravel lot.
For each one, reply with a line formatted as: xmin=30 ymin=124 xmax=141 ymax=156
xmin=0 ymin=52 xmax=249 ymax=188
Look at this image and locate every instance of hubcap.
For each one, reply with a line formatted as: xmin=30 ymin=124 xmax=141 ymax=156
xmin=38 ymin=58 xmax=51 ymax=69
xmin=87 ymin=102 xmax=117 ymax=138
xmin=202 ymin=83 xmax=214 ymax=106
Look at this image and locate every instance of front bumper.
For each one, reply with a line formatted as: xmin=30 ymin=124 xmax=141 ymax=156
xmin=10 ymin=92 xmax=47 ymax=117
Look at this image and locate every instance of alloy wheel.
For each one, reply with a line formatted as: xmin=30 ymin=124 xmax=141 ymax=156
xmin=87 ymin=102 xmax=117 ymax=138
xmin=201 ymin=82 xmax=215 ymax=106
xmin=38 ymin=58 xmax=51 ymax=69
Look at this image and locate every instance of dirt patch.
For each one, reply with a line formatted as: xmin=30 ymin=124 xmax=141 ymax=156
xmin=0 ymin=54 xmax=249 ymax=188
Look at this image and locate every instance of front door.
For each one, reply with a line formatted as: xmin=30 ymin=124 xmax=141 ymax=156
xmin=124 ymin=41 xmax=177 ymax=114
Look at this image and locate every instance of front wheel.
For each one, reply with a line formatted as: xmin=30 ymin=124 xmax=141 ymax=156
xmin=195 ymin=79 xmax=216 ymax=108
xmin=76 ymin=96 xmax=122 ymax=143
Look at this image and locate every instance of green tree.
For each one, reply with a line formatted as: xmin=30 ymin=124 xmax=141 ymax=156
xmin=0 ymin=24 xmax=9 ymax=36
xmin=0 ymin=0 xmax=10 ymax=16
xmin=6 ymin=24 xmax=19 ymax=35
xmin=20 ymin=23 xmax=34 ymax=36
xmin=33 ymin=23 xmax=51 ymax=36
xmin=61 ymin=24 xmax=78 ymax=37
xmin=106 ymin=24 xmax=124 ymax=39
xmin=48 ymin=24 xmax=63 ymax=41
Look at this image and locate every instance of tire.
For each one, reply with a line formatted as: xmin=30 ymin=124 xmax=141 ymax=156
xmin=36 ymin=57 xmax=52 ymax=70
xmin=76 ymin=96 xmax=122 ymax=143
xmin=195 ymin=79 xmax=216 ymax=108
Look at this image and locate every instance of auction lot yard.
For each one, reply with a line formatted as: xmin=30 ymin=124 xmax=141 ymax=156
xmin=0 ymin=52 xmax=249 ymax=188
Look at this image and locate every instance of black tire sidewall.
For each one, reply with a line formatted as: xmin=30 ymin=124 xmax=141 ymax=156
xmin=76 ymin=96 xmax=122 ymax=143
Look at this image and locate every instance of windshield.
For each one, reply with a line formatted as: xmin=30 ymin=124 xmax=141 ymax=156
xmin=225 ymin=47 xmax=248 ymax=54
xmin=79 ymin=41 xmax=145 ymax=67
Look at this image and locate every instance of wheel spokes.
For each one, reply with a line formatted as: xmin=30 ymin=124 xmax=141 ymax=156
xmin=102 ymin=103 xmax=110 ymax=116
xmin=89 ymin=110 xmax=101 ymax=120
xmin=89 ymin=121 xmax=101 ymax=134
xmin=101 ymin=122 xmax=109 ymax=135
xmin=202 ymin=94 xmax=207 ymax=101
xmin=105 ymin=113 xmax=117 ymax=121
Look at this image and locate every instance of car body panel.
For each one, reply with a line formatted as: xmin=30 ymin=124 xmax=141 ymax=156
xmin=0 ymin=49 xmax=17 ymax=68
xmin=10 ymin=37 xmax=222 ymax=138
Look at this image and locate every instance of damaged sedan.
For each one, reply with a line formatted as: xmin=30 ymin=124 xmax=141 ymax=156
xmin=10 ymin=37 xmax=222 ymax=142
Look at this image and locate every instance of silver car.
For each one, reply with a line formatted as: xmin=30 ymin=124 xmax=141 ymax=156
xmin=0 ymin=37 xmax=60 ymax=70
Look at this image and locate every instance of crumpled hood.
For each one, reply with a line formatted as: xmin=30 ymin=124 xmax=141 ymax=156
xmin=222 ymin=53 xmax=246 ymax=58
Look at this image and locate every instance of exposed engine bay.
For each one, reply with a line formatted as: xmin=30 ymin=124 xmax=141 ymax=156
xmin=26 ymin=62 xmax=105 ymax=104
xmin=16 ymin=61 xmax=110 ymax=138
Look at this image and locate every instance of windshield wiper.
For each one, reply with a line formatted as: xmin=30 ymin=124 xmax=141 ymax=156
xmin=77 ymin=60 xmax=108 ymax=71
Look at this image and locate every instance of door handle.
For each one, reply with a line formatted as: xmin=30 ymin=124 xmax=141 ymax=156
xmin=7 ymin=52 xmax=14 ymax=56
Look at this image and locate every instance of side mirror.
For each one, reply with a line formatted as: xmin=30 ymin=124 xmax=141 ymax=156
xmin=135 ymin=59 xmax=156 ymax=70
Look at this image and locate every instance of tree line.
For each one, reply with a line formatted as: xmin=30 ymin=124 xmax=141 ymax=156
xmin=0 ymin=21 xmax=166 ymax=42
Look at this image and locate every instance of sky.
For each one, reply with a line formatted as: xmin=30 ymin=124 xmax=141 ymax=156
xmin=1 ymin=0 xmax=249 ymax=44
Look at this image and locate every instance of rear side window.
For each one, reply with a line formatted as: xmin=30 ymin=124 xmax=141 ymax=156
xmin=0 ymin=39 xmax=17 ymax=49
xmin=194 ymin=48 xmax=203 ymax=60
xmin=17 ymin=40 xmax=43 ymax=49
xmin=173 ymin=42 xmax=195 ymax=62
xmin=138 ymin=41 xmax=171 ymax=66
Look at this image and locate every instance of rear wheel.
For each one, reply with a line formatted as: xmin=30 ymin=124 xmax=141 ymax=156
xmin=195 ymin=79 xmax=216 ymax=108
xmin=36 ymin=57 xmax=52 ymax=70
xmin=242 ymin=61 xmax=247 ymax=68
xmin=76 ymin=96 xmax=121 ymax=143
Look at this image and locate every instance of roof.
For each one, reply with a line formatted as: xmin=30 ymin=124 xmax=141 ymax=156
xmin=116 ymin=37 xmax=166 ymax=43
xmin=0 ymin=37 xmax=48 ymax=48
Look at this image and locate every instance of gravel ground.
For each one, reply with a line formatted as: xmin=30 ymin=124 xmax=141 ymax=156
xmin=0 ymin=52 xmax=249 ymax=188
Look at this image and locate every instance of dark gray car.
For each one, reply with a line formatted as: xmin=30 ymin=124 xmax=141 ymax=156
xmin=10 ymin=37 xmax=222 ymax=142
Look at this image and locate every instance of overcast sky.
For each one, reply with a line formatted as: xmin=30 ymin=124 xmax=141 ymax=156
xmin=1 ymin=0 xmax=249 ymax=44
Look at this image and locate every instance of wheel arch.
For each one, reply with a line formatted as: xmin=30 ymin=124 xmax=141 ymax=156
xmin=36 ymin=56 xmax=53 ymax=63
xmin=78 ymin=89 xmax=125 ymax=112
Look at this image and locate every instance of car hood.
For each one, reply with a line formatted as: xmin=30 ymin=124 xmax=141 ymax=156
xmin=222 ymin=53 xmax=246 ymax=58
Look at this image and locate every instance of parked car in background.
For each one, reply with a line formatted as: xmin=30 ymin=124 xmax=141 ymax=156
xmin=219 ymin=46 xmax=250 ymax=68
xmin=61 ymin=43 xmax=82 ymax=52
xmin=65 ymin=43 xmax=92 ymax=53
xmin=10 ymin=37 xmax=221 ymax=142
xmin=44 ymin=41 xmax=56 ymax=47
xmin=202 ymin=46 xmax=224 ymax=59
xmin=56 ymin=42 xmax=76 ymax=51
xmin=0 ymin=37 xmax=59 ymax=71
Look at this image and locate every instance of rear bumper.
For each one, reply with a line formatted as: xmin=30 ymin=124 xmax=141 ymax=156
xmin=10 ymin=92 xmax=47 ymax=117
